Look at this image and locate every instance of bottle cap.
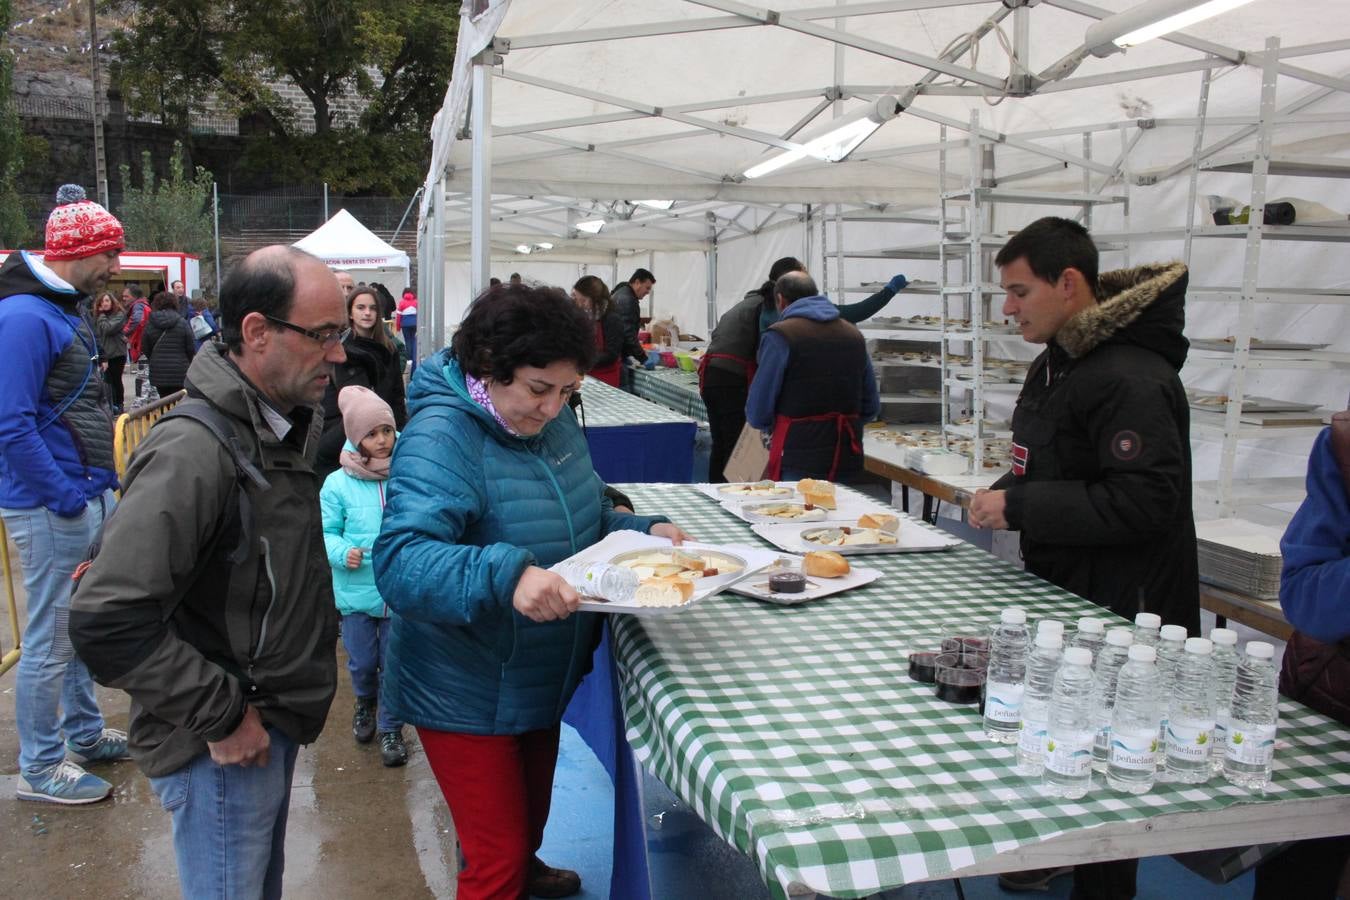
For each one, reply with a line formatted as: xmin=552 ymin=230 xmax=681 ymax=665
xmin=1210 ymin=627 xmax=1238 ymax=646
xmin=1105 ymin=627 xmax=1134 ymax=648
xmin=1134 ymin=612 xmax=1161 ymax=629
xmin=1127 ymin=644 xmax=1157 ymax=663
xmin=1246 ymin=641 xmax=1274 ymax=660
xmin=1160 ymin=624 xmax=1188 ymax=642
xmin=1076 ymin=616 xmax=1104 ymax=635
xmin=1035 ymin=631 xmax=1063 ymax=650
xmin=1063 ymin=647 xmax=1093 ymax=667
xmin=1000 ymin=607 xmax=1027 ymax=625
xmin=1037 ymin=619 xmax=1064 ymax=637
xmin=1184 ymin=637 xmax=1213 ymax=655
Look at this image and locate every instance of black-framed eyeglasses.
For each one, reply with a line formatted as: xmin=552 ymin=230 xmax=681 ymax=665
xmin=263 ymin=315 xmax=348 ymax=349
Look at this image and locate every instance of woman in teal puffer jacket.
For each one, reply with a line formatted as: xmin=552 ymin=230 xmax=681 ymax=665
xmin=373 ymin=283 xmax=689 ymax=900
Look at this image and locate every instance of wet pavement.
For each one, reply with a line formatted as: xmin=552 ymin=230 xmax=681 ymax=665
xmin=0 ymin=540 xmax=460 ymax=899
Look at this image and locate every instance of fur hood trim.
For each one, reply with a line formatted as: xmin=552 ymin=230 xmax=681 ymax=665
xmin=1057 ymin=261 xmax=1187 ymax=359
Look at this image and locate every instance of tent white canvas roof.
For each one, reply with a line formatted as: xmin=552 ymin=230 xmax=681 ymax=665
xmin=294 ymin=209 xmax=411 ymax=270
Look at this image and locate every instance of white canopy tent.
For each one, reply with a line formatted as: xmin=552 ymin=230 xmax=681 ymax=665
xmin=294 ymin=209 xmax=412 ymax=292
xmin=418 ymin=0 xmax=1350 ymax=517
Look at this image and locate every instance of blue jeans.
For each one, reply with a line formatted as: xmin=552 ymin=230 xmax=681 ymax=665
xmin=1 ymin=490 xmax=114 ymax=777
xmin=341 ymin=613 xmax=401 ymax=732
xmin=149 ymin=727 xmax=299 ymax=900
xmin=401 ymin=325 xmax=418 ymax=375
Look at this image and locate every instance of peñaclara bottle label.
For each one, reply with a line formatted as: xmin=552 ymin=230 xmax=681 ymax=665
xmin=1225 ymin=720 xmax=1276 ymax=766
xmin=1110 ymin=727 xmax=1157 ymax=771
xmin=984 ymin=680 xmax=1024 ymax=723
xmin=1045 ymin=729 xmax=1094 ymax=777
xmin=1165 ymin=717 xmax=1214 ymax=762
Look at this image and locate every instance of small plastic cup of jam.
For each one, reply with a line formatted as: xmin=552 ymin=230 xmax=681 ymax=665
xmin=934 ymin=651 xmax=986 ymax=704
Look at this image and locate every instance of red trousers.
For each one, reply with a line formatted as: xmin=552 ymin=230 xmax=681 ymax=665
xmin=418 ymin=724 xmax=562 ymax=900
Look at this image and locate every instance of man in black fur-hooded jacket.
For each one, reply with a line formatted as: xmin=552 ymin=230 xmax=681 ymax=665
xmin=970 ymin=216 xmax=1199 ymax=897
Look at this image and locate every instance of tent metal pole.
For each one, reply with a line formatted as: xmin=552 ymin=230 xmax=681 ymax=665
xmin=705 ymin=213 xmax=718 ymax=334
xmin=212 ymin=182 xmax=221 ymax=297
xmin=1182 ymin=67 xmax=1213 ymax=268
xmin=470 ymin=53 xmax=495 ymax=300
xmin=434 ymin=179 xmax=448 ymax=352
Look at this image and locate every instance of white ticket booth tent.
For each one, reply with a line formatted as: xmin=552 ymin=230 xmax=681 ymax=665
xmin=293 ymin=209 xmax=411 ymax=292
xmin=419 ymin=0 xmax=1350 ymax=523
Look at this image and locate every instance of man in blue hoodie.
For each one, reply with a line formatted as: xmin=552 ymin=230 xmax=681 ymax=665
xmin=0 ymin=184 xmax=129 ymax=804
xmin=746 ymin=270 xmax=879 ymax=481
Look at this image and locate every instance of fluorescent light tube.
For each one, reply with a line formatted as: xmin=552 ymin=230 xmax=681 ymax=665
xmin=635 ymin=200 xmax=675 ymax=210
xmin=743 ymin=96 xmax=899 ymax=179
xmin=575 ymin=219 xmax=606 ymax=234
xmin=515 ymin=244 xmax=531 ymax=254
xmin=1086 ymin=0 xmax=1258 ymax=57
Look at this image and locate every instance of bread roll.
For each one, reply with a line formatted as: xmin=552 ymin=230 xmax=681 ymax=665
xmin=858 ymin=513 xmax=899 ymax=533
xmin=797 ymin=478 xmax=837 ymax=509
xmin=634 ymin=577 xmax=695 ymax=607
xmin=802 ymin=550 xmax=850 ymax=578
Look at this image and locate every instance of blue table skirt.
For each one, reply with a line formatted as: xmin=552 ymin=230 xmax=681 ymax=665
xmin=564 ymin=625 xmax=651 ymax=900
xmin=586 ymin=422 xmax=696 ymax=483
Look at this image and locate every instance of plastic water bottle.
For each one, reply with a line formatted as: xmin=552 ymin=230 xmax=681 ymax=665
xmin=1133 ymin=612 xmax=1161 ymax=649
xmin=554 ymin=561 xmax=639 ymax=603
xmin=1043 ymin=646 xmax=1096 ymax=799
xmin=1209 ymin=628 xmax=1240 ymax=775
xmin=1107 ymin=644 xmax=1162 ymax=794
xmin=983 ymin=608 xmax=1031 ymax=743
xmin=1155 ymin=624 xmax=1188 ymax=765
xmin=1068 ymin=616 xmax=1105 ymax=660
xmin=1090 ymin=627 xmax=1134 ymax=773
xmin=1036 ymin=619 xmax=1065 ymax=641
xmin=1165 ymin=638 xmax=1216 ymax=784
xmin=1224 ymin=641 xmax=1279 ymax=791
xmin=1015 ymin=631 xmax=1063 ymax=776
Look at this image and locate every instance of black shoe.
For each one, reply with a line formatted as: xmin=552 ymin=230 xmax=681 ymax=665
xmin=379 ymin=730 xmax=407 ymax=767
xmin=998 ymin=866 xmax=1074 ymax=892
xmin=352 ymin=699 xmax=376 ymax=744
xmin=529 ymin=856 xmax=581 ymax=898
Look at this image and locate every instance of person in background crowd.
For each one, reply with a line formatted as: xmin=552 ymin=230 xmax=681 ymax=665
xmin=746 ymin=271 xmax=879 ymax=482
xmin=71 ymin=245 xmax=345 ymax=899
xmin=397 ymin=288 xmax=419 ymax=374
xmin=171 ymin=279 xmax=189 ymax=317
xmin=370 ymin=281 xmax=398 ymax=322
xmin=0 ymin=183 xmax=127 ymax=805
xmin=187 ymin=292 xmax=220 ymax=351
xmin=317 ymin=286 xmax=409 ymax=477
xmin=94 ymin=291 xmax=128 ymax=413
xmin=374 ymin=283 xmax=691 ymax=900
xmin=335 ymin=270 xmax=356 ymax=302
xmin=509 ymin=272 xmax=522 ymax=285
xmin=321 ymin=385 xmax=407 ymax=767
xmin=1252 ymin=407 xmax=1350 ymax=899
xmin=141 ymin=290 xmax=196 ymax=398
xmin=969 ymin=217 xmax=1198 ymax=897
xmin=121 ymin=283 xmax=150 ymax=363
xmin=489 ymin=276 xmax=502 ymax=287
xmin=571 ymin=275 xmax=625 ymax=387
xmin=700 ymin=256 xmax=908 ymax=482
xmin=610 ymin=268 xmax=654 ymax=392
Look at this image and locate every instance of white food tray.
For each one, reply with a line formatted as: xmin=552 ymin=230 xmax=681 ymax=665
xmin=721 ymin=494 xmax=890 ymax=525
xmin=750 ymin=519 xmax=963 ymax=555
xmin=727 ymin=554 xmax=881 ymax=605
xmin=549 ymin=530 xmax=779 ymax=616
xmin=696 ymin=481 xmax=799 ymax=504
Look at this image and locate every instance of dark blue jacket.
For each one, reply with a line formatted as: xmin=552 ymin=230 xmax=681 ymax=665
xmin=1280 ymin=427 xmax=1350 ymax=643
xmin=373 ymin=351 xmax=667 ymax=734
xmin=0 ymin=251 xmax=117 ymax=514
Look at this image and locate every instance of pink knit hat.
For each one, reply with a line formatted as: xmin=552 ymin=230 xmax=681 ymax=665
xmin=44 ymin=184 xmax=125 ymax=261
xmin=338 ymin=385 xmax=395 ymax=449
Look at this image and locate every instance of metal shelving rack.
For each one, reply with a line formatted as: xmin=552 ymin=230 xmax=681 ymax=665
xmin=1179 ymin=37 xmax=1350 ymax=519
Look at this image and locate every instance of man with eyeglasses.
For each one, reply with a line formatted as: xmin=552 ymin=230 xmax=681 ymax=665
xmin=71 ymin=245 xmax=347 ymax=899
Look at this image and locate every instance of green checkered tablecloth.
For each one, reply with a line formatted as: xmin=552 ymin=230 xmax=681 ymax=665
xmin=631 ymin=366 xmax=708 ymax=422
xmin=609 ymin=484 xmax=1350 ymax=900
xmin=575 ymin=376 xmax=695 ymax=427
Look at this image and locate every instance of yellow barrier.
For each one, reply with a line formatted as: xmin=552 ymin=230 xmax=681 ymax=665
xmin=113 ymin=390 xmax=188 ymax=490
xmin=1 ymin=520 xmax=19 ymax=677
xmin=0 ymin=390 xmax=190 ymax=677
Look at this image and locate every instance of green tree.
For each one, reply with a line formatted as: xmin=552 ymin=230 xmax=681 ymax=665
xmin=109 ymin=0 xmax=456 ymax=138
xmin=0 ymin=0 xmax=30 ymax=246
xmin=117 ymin=142 xmax=214 ymax=261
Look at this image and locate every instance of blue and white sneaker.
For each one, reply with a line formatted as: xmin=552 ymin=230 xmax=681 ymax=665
xmin=17 ymin=759 xmax=113 ymax=805
xmin=66 ymin=728 xmax=131 ymax=764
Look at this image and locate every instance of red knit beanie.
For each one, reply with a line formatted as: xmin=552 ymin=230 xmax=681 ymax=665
xmin=44 ymin=184 xmax=125 ymax=261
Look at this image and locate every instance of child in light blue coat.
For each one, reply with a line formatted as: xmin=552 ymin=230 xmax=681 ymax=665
xmin=320 ymin=385 xmax=407 ymax=767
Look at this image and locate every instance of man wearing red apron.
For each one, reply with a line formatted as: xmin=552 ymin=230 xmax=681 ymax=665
xmin=745 ymin=271 xmax=879 ymax=482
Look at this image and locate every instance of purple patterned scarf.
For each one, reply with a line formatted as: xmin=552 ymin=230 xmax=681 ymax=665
xmin=465 ymin=372 xmax=519 ymax=436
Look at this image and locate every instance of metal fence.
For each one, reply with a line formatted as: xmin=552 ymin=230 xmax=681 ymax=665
xmin=14 ymin=94 xmax=241 ymax=135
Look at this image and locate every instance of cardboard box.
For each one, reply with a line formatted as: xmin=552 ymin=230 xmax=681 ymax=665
xmin=724 ymin=423 xmax=770 ymax=483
